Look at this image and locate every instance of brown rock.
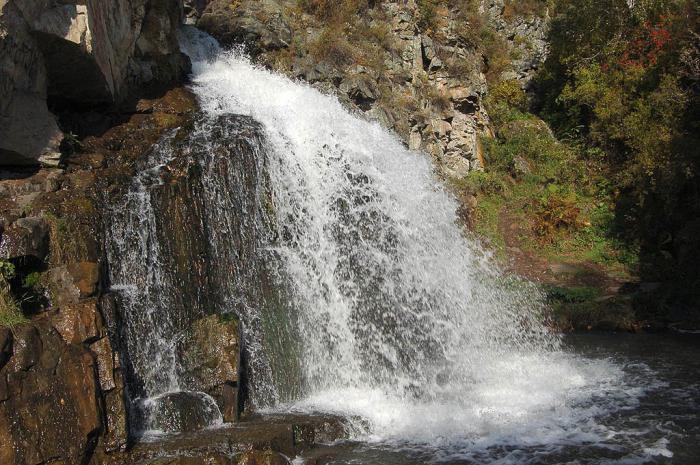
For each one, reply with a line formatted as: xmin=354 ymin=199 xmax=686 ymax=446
xmin=236 ymin=449 xmax=290 ymax=465
xmin=0 ymin=328 xmax=12 ymax=370
xmin=209 ymin=382 xmax=239 ymax=423
xmin=0 ymin=216 xmax=49 ymax=261
xmin=90 ymin=337 xmax=116 ymax=391
xmin=8 ymin=325 xmax=41 ymax=372
xmin=178 ymin=314 xmax=241 ymax=421
xmin=45 ymin=266 xmax=81 ymax=307
xmin=104 ymin=371 xmax=128 ymax=452
xmin=67 ymin=261 xmax=100 ymax=297
xmin=141 ymin=454 xmax=236 ymax=465
xmin=52 ymin=299 xmax=101 ymax=344
xmin=179 ymin=314 xmax=240 ymax=388
xmin=0 ymin=322 xmax=102 ymax=464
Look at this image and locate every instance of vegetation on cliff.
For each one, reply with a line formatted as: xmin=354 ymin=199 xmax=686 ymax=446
xmin=460 ymin=0 xmax=699 ymax=328
xmin=537 ymin=0 xmax=700 ymax=325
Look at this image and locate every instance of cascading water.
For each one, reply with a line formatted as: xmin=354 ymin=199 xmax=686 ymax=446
xmin=105 ymin=103 xmax=290 ymax=434
xmin=103 ymin=26 xmax=687 ymax=462
xmin=175 ymin=26 xmax=654 ymax=461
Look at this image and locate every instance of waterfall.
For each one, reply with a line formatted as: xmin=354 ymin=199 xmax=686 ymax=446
xmin=107 ymin=26 xmax=636 ymax=455
xmin=106 ymin=109 xmax=290 ymax=433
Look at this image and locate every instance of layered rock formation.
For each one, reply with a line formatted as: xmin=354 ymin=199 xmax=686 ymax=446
xmin=189 ymin=0 xmax=549 ymax=180
xmin=0 ymin=0 xmax=188 ymax=166
xmin=0 ymin=86 xmax=198 ymax=463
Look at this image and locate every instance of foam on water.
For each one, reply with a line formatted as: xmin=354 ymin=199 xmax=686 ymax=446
xmin=178 ymin=27 xmax=660 ymax=460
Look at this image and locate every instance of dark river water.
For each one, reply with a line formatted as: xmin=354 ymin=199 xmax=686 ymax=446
xmin=295 ymin=332 xmax=700 ymax=465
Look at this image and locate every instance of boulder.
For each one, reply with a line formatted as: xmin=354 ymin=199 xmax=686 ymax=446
xmin=143 ymin=391 xmax=222 ymax=433
xmin=178 ymin=314 xmax=241 ymax=422
xmin=510 ymin=155 xmax=531 ymax=178
xmin=198 ymin=0 xmax=292 ymax=54
xmin=0 ymin=321 xmax=102 ymax=465
xmin=0 ymin=0 xmax=188 ymax=166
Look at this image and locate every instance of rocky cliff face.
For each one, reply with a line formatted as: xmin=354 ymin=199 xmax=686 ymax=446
xmin=0 ymin=88 xmax=199 ymax=464
xmin=483 ymin=0 xmax=549 ymax=85
xmin=0 ymin=0 xmax=189 ymax=166
xmin=189 ymin=0 xmax=549 ymax=180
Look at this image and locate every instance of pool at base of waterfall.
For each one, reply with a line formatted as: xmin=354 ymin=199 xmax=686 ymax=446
xmin=277 ymin=333 xmax=700 ymax=465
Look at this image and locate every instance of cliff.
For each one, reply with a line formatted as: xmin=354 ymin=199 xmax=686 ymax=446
xmin=0 ymin=0 xmax=188 ymax=166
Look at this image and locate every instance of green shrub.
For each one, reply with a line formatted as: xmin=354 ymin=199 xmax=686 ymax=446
xmin=0 ymin=276 xmax=26 ymax=329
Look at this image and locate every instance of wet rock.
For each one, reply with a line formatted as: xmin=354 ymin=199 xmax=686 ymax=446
xmin=178 ymin=314 xmax=241 ymax=422
xmin=0 ymin=216 xmax=49 ymax=261
xmin=104 ymin=371 xmax=128 ymax=452
xmin=67 ymin=261 xmax=100 ymax=297
xmin=7 ymin=324 xmax=42 ymax=372
xmin=45 ymin=266 xmax=81 ymax=308
xmin=0 ymin=322 xmax=102 ymax=465
xmin=91 ymin=336 xmax=116 ymax=391
xmin=0 ymin=328 xmax=12 ymax=371
xmin=236 ymin=449 xmax=290 ymax=465
xmin=51 ymin=298 xmax=102 ymax=344
xmin=145 ymin=391 xmax=223 ymax=433
xmin=141 ymin=454 xmax=236 ymax=465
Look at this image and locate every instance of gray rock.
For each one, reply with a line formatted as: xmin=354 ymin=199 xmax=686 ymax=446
xmin=198 ymin=0 xmax=292 ymax=54
xmin=511 ymin=155 xmax=531 ymax=177
xmin=0 ymin=0 xmax=187 ymax=166
xmin=144 ymin=391 xmax=223 ymax=433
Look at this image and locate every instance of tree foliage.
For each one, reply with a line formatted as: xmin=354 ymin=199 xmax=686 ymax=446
xmin=536 ymin=0 xmax=700 ymax=315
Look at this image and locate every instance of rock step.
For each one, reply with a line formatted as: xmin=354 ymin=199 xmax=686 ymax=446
xmin=116 ymin=413 xmax=352 ymax=464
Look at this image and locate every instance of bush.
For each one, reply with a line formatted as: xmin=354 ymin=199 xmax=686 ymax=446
xmin=535 ymin=0 xmax=700 ymax=310
xmin=532 ymin=188 xmax=582 ymax=243
xmin=0 ymin=270 xmax=26 ymax=328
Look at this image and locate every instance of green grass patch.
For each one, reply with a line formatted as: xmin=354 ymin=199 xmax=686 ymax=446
xmin=456 ymin=80 xmax=638 ymax=275
xmin=0 ymin=262 xmax=27 ymax=328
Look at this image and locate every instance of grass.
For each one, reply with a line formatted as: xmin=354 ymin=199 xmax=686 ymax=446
xmin=0 ymin=262 xmax=27 ymax=329
xmin=453 ymin=81 xmax=638 ymax=278
xmin=0 ymin=284 xmax=27 ymax=328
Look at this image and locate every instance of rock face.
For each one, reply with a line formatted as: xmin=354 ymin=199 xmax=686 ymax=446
xmin=198 ymin=0 xmax=492 ymax=180
xmin=178 ymin=315 xmax=241 ymax=422
xmin=195 ymin=1 xmax=549 ymax=180
xmin=0 ymin=322 xmax=102 ymax=465
xmin=483 ymin=0 xmax=550 ymax=85
xmin=198 ymin=0 xmax=292 ymax=53
xmin=0 ymin=88 xmax=199 ymax=464
xmin=0 ymin=0 xmax=188 ymax=166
